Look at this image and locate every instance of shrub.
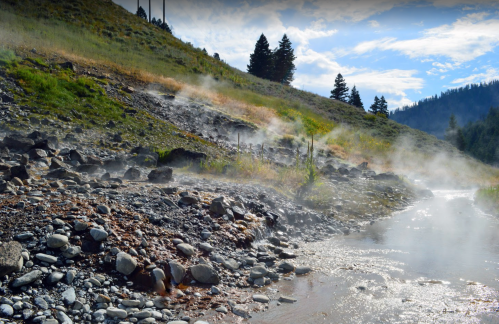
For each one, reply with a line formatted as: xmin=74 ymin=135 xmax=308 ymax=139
xmin=364 ymin=114 xmax=376 ymax=121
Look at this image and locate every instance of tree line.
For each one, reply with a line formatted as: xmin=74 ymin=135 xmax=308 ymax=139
xmin=446 ymin=107 xmax=499 ymax=165
xmin=136 ymin=6 xmax=172 ymax=34
xmin=330 ymin=73 xmax=389 ymax=117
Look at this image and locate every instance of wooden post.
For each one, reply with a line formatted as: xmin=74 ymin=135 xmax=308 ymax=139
xmin=149 ymin=0 xmax=151 ymax=23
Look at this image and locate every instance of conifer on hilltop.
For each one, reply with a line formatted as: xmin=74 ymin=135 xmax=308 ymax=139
xmin=271 ymin=34 xmax=296 ymax=85
xmin=247 ymin=34 xmax=273 ymax=80
xmin=348 ymin=85 xmax=363 ymax=109
xmin=136 ymin=6 xmax=147 ymax=20
xmin=378 ymin=96 xmax=389 ymax=117
xmin=369 ymin=95 xmax=380 ymax=114
xmin=330 ymin=73 xmax=349 ymax=102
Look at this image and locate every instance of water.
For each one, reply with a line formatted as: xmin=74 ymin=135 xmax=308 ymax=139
xmin=251 ymin=190 xmax=499 ymax=323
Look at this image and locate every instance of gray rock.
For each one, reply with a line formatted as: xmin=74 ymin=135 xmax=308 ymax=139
xmin=169 ymin=261 xmax=186 ymax=284
xmin=90 ymin=228 xmax=108 ymax=241
xmin=62 ymin=246 xmax=81 ymax=259
xmin=278 ymin=261 xmax=295 ymax=273
xmin=295 ymin=266 xmax=312 ymax=275
xmin=147 ymin=167 xmax=173 ymax=183
xmin=116 ymin=252 xmax=137 ymax=275
xmin=215 ymin=306 xmax=228 ymax=313
xmin=134 ymin=310 xmax=152 ymax=318
xmin=124 ymin=167 xmax=141 ymax=180
xmin=66 ymin=270 xmax=76 ymax=284
xmin=152 ymin=297 xmax=168 ymax=309
xmin=9 ymin=165 xmax=31 ymax=180
xmin=74 ymin=220 xmax=88 ymax=231
xmin=93 ymin=309 xmax=107 ymax=322
xmin=167 ymin=321 xmax=188 ymax=324
xmin=178 ymin=196 xmax=199 ymax=206
xmin=106 ymin=307 xmax=127 ymax=319
xmin=200 ymin=229 xmax=212 ymax=240
xmin=199 ymin=242 xmax=214 ymax=252
xmin=34 ymin=296 xmax=49 ymax=310
xmin=14 ymin=232 xmax=34 ymax=241
xmin=96 ymin=205 xmax=111 ymax=214
xmin=56 ymin=310 xmax=73 ymax=324
xmin=249 ymin=265 xmax=268 ymax=279
xmin=177 ymin=243 xmax=195 ymax=256
xmin=0 ymin=241 xmax=22 ymax=277
xmin=12 ymin=270 xmax=42 ymax=287
xmin=62 ymin=287 xmax=76 ymax=305
xmin=209 ymin=200 xmax=226 ymax=215
xmin=252 ymin=294 xmax=270 ymax=303
xmin=190 ymin=264 xmax=220 ymax=284
xmin=222 ymin=258 xmax=239 ymax=271
xmin=46 ymin=234 xmax=68 ymax=248
xmin=121 ymin=299 xmax=141 ymax=307
xmin=47 ymin=271 xmax=64 ymax=284
xmin=0 ymin=304 xmax=14 ymax=317
xmin=232 ymin=305 xmax=250 ymax=318
xmin=279 ymin=295 xmax=297 ymax=303
xmin=35 ymin=253 xmax=58 ymax=263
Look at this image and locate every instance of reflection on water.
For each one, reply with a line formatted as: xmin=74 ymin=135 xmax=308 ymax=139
xmin=251 ymin=190 xmax=499 ymax=323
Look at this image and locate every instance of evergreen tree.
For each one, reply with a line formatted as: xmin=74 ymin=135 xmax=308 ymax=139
xmin=213 ymin=53 xmax=221 ymax=61
xmin=369 ymin=96 xmax=380 ymax=114
xmin=202 ymin=48 xmax=208 ymax=55
xmin=151 ymin=17 xmax=157 ymax=26
xmin=445 ymin=114 xmax=465 ymax=151
xmin=348 ymin=85 xmax=363 ymax=109
xmin=330 ymin=73 xmax=349 ymax=101
xmin=271 ymin=34 xmax=296 ymax=85
xmin=247 ymin=34 xmax=273 ymax=79
xmin=378 ymin=95 xmax=389 ymax=117
xmin=161 ymin=22 xmax=172 ymax=34
xmin=136 ymin=6 xmax=147 ymax=20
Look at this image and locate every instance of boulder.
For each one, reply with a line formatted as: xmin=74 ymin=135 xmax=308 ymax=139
xmin=46 ymin=168 xmax=80 ymax=179
xmin=69 ymin=149 xmax=87 ymax=164
xmin=28 ymin=148 xmax=47 ymax=159
xmin=3 ymin=135 xmax=34 ymax=152
xmin=9 ymin=165 xmax=30 ymax=180
xmin=116 ymin=252 xmax=137 ymax=275
xmin=90 ymin=228 xmax=108 ymax=241
xmin=132 ymin=154 xmax=157 ymax=167
xmin=169 ymin=261 xmax=186 ymax=284
xmin=147 ymin=167 xmax=173 ymax=183
xmin=76 ymin=164 xmax=100 ymax=174
xmin=161 ymin=148 xmax=207 ymax=166
xmin=50 ymin=158 xmax=71 ymax=170
xmin=0 ymin=241 xmax=23 ymax=277
xmin=190 ymin=264 xmax=220 ymax=284
xmin=124 ymin=167 xmax=141 ymax=180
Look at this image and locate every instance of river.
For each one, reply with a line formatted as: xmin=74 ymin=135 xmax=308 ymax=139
xmin=250 ymin=189 xmax=499 ymax=323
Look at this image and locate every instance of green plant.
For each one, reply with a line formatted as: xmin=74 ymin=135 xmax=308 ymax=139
xmin=364 ymin=114 xmax=376 ymax=121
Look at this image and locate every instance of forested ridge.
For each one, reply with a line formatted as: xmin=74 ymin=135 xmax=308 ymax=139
xmin=390 ymin=80 xmax=499 ymax=138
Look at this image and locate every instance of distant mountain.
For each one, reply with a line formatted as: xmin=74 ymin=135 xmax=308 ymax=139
xmin=390 ymin=81 xmax=499 ymax=139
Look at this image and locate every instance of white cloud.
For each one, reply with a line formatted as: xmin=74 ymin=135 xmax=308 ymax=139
xmin=353 ymin=12 xmax=499 ymax=63
xmin=450 ymin=67 xmax=499 ymax=86
xmin=369 ymin=20 xmax=380 ymax=27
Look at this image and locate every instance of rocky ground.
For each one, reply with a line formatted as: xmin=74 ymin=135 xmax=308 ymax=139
xmin=0 ymin=67 xmax=432 ymax=324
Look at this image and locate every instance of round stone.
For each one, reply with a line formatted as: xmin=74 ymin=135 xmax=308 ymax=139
xmin=177 ymin=243 xmax=195 ymax=256
xmin=90 ymin=228 xmax=108 ymax=241
xmin=116 ymin=252 xmax=137 ymax=275
xmin=47 ymin=234 xmax=68 ymax=248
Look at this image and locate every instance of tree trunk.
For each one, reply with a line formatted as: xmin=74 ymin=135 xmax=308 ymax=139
xmin=149 ymin=0 xmax=151 ymax=23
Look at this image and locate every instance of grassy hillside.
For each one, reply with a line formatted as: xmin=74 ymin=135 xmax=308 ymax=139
xmin=0 ymin=0 xmax=498 ymax=186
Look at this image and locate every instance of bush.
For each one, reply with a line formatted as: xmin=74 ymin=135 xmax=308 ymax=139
xmin=364 ymin=114 xmax=376 ymax=121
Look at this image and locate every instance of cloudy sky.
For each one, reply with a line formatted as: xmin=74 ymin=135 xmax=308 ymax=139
xmin=113 ymin=0 xmax=499 ymax=110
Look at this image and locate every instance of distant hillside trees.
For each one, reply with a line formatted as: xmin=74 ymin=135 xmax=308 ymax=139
xmin=348 ymin=85 xmax=363 ymax=109
xmin=461 ymin=107 xmax=499 ymax=165
xmin=445 ymin=114 xmax=465 ymax=151
xmin=390 ymin=80 xmax=499 ymax=138
xmin=247 ymin=33 xmax=296 ymax=85
xmin=213 ymin=53 xmax=221 ymax=61
xmin=136 ymin=6 xmax=147 ymax=20
xmin=369 ymin=95 xmax=388 ymax=117
xmin=330 ymin=73 xmax=349 ymax=102
xmin=136 ymin=6 xmax=172 ymax=34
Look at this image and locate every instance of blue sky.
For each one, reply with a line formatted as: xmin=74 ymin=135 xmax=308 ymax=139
xmin=113 ymin=0 xmax=499 ymax=110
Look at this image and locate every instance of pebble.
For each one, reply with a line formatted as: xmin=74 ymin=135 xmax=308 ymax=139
xmin=107 ymin=307 xmax=128 ymax=319
xmin=279 ymin=295 xmax=297 ymax=303
xmin=90 ymin=228 xmax=108 ymax=241
xmin=116 ymin=252 xmax=137 ymax=275
xmin=177 ymin=243 xmax=195 ymax=256
xmin=12 ymin=270 xmax=42 ymax=287
xmin=0 ymin=304 xmax=14 ymax=317
xmin=35 ymin=253 xmax=58 ymax=263
xmin=295 ymin=266 xmax=312 ymax=275
xmin=253 ymin=294 xmax=270 ymax=303
xmin=46 ymin=234 xmax=69 ymax=248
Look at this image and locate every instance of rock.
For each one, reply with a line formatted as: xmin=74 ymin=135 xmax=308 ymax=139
xmin=0 ymin=180 xmax=15 ymax=193
xmin=178 ymin=196 xmax=199 ymax=206
xmin=47 ymin=271 xmax=64 ymax=284
xmin=28 ymin=148 xmax=47 ymax=159
xmin=199 ymin=243 xmax=214 ymax=252
xmin=69 ymin=149 xmax=87 ymax=164
xmin=209 ymin=200 xmax=226 ymax=215
xmin=190 ymin=264 xmax=220 ymax=284
xmin=59 ymin=61 xmax=76 ymax=72
xmin=62 ymin=246 xmax=81 ymax=258
xmin=177 ymin=243 xmax=195 ymax=256
xmin=200 ymin=229 xmax=212 ymax=240
xmin=132 ymin=154 xmax=157 ymax=167
xmin=34 ymin=296 xmax=49 ymax=310
xmin=161 ymin=148 xmax=207 ymax=166
xmin=76 ymin=164 xmax=100 ymax=174
xmin=0 ymin=241 xmax=22 ymax=277
xmin=167 ymin=322 xmax=188 ymax=324
xmin=147 ymin=167 xmax=173 ymax=183
xmin=0 ymin=304 xmax=14 ymax=317
xmin=62 ymin=287 xmax=76 ymax=305
xmin=279 ymin=251 xmax=297 ymax=259
xmin=97 ymin=205 xmax=111 ymax=214
xmin=93 ymin=309 xmax=107 ymax=322
xmin=232 ymin=206 xmax=246 ymax=219
xmin=124 ymin=167 xmax=141 ymax=180
xmin=279 ymin=295 xmax=297 ymax=303
xmin=90 ymin=228 xmax=108 ymax=241
xmin=121 ymin=300 xmax=141 ymax=307
xmin=249 ymin=265 xmax=268 ymax=279
xmin=14 ymin=232 xmax=34 ymax=241
xmin=215 ymin=306 xmax=228 ymax=314
xmin=116 ymin=252 xmax=137 ymax=275
xmin=152 ymin=268 xmax=166 ymax=291
xmin=106 ymin=307 xmax=127 ymax=319
xmin=12 ymin=270 xmax=42 ymax=287
xmin=46 ymin=168 xmax=80 ymax=179
xmin=74 ymin=221 xmax=88 ymax=231
xmin=232 ymin=305 xmax=250 ymax=318
xmin=9 ymin=165 xmax=31 ymax=180
xmin=222 ymin=258 xmax=239 ymax=270
xmin=169 ymin=261 xmax=186 ymax=284
xmin=35 ymin=253 xmax=58 ymax=263
xmin=3 ymin=135 xmax=34 ymax=152
xmin=46 ymin=234 xmax=69 ymax=248
xmin=56 ymin=311 xmax=73 ymax=324
xmin=66 ymin=270 xmax=76 ymax=284
xmin=153 ymin=297 xmax=168 ymax=309
xmin=373 ymin=172 xmax=399 ymax=181
xmin=295 ymin=266 xmax=312 ymax=275
xmin=252 ymin=294 xmax=270 ymax=303
xmin=278 ymin=261 xmax=295 ymax=273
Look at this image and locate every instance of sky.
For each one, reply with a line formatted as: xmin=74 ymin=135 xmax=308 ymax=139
xmin=112 ymin=0 xmax=499 ymax=111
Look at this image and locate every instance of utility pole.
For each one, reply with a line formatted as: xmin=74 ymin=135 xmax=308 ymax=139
xmin=149 ymin=0 xmax=151 ymax=23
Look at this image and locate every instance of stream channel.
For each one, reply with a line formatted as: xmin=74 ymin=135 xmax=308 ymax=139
xmin=249 ymin=189 xmax=499 ymax=323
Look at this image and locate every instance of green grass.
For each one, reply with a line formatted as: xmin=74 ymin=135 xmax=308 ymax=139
xmin=475 ymin=185 xmax=499 ymax=214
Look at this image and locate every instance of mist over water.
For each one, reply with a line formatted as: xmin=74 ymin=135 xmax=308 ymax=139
xmin=251 ymin=189 xmax=499 ymax=323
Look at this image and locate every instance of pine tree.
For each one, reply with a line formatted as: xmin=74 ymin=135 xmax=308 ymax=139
xmin=247 ymin=34 xmax=273 ymax=80
xmin=369 ymin=96 xmax=380 ymax=114
xmin=136 ymin=6 xmax=147 ymax=20
xmin=330 ymin=73 xmax=349 ymax=101
xmin=271 ymin=34 xmax=296 ymax=85
xmin=151 ymin=17 xmax=157 ymax=26
xmin=213 ymin=53 xmax=221 ymax=61
xmin=348 ymin=85 xmax=363 ymax=109
xmin=445 ymin=114 xmax=465 ymax=150
xmin=378 ymin=96 xmax=389 ymax=117
xmin=161 ymin=22 xmax=172 ymax=34
xmin=202 ymin=48 xmax=208 ymax=55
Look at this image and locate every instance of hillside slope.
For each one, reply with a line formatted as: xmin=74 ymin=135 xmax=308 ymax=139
xmin=390 ymin=80 xmax=499 ymax=139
